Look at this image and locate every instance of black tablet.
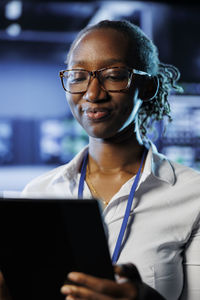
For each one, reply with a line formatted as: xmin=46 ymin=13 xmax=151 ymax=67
xmin=0 ymin=197 xmax=115 ymax=300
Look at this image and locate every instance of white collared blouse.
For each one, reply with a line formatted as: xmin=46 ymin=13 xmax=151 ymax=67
xmin=22 ymin=144 xmax=200 ymax=300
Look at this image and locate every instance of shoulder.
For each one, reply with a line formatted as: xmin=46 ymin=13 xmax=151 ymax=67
xmin=21 ymin=146 xmax=88 ymax=197
xmin=170 ymin=159 xmax=200 ymax=185
xmin=21 ymin=164 xmax=70 ymax=196
xmin=157 ymin=152 xmax=200 ymax=213
xmin=151 ymin=148 xmax=200 ymax=231
xmin=149 ymin=142 xmax=200 ymax=186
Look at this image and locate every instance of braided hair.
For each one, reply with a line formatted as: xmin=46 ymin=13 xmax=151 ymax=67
xmin=66 ymin=19 xmax=183 ymax=138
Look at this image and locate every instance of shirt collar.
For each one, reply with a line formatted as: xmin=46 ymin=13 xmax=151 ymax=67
xmin=144 ymin=141 xmax=176 ymax=185
xmin=54 ymin=142 xmax=175 ymax=188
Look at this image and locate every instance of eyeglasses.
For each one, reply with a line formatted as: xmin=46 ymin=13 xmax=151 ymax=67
xmin=59 ymin=66 xmax=151 ymax=94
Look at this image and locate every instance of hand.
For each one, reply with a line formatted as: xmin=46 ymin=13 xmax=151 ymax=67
xmin=61 ymin=270 xmax=138 ymax=300
xmin=0 ymin=271 xmax=12 ymax=300
xmin=60 ymin=263 xmax=166 ymax=300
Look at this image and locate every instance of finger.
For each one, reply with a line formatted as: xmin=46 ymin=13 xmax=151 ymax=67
xmin=61 ymin=284 xmax=123 ymax=300
xmin=67 ymin=272 xmax=122 ymax=295
xmin=66 ymin=273 xmax=137 ymax=298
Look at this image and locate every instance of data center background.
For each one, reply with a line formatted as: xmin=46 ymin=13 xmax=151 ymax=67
xmin=0 ymin=0 xmax=200 ymax=191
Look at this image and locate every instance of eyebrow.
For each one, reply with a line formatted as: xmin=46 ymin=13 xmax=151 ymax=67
xmin=68 ymin=58 xmax=127 ymax=67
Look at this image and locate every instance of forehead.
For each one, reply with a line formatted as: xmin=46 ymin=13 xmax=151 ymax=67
xmin=68 ymin=28 xmax=132 ymax=69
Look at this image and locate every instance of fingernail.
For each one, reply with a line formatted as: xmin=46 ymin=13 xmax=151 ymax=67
xmin=68 ymin=272 xmax=79 ymax=281
xmin=61 ymin=285 xmax=76 ymax=293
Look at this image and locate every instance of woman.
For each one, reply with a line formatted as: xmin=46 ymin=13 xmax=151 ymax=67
xmin=20 ymin=20 xmax=200 ymax=299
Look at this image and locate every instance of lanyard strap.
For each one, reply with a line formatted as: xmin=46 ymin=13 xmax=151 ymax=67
xmin=78 ymin=148 xmax=147 ymax=263
xmin=112 ymin=148 xmax=147 ymax=263
xmin=78 ymin=150 xmax=88 ymax=198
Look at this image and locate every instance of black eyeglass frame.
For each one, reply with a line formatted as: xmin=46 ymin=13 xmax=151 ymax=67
xmin=59 ymin=66 xmax=152 ymax=94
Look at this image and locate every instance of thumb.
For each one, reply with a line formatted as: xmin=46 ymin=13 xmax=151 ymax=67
xmin=114 ymin=263 xmax=142 ymax=282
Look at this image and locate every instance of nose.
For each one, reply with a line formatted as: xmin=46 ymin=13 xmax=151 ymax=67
xmin=82 ymin=77 xmax=108 ymax=102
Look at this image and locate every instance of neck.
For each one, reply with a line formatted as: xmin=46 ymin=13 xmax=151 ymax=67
xmin=88 ymin=125 xmax=145 ymax=174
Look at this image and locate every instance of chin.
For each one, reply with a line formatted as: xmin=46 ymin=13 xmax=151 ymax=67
xmin=82 ymin=118 xmax=135 ymax=141
xmin=87 ymin=130 xmax=115 ymax=140
xmin=82 ymin=121 xmax=117 ymax=139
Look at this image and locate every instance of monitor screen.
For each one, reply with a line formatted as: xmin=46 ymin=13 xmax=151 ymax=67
xmin=39 ymin=117 xmax=89 ymax=164
xmin=0 ymin=120 xmax=14 ymax=164
xmin=160 ymin=95 xmax=200 ymax=171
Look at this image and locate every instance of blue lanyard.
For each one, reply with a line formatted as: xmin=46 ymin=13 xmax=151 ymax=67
xmin=78 ymin=150 xmax=88 ymax=198
xmin=78 ymin=148 xmax=147 ymax=263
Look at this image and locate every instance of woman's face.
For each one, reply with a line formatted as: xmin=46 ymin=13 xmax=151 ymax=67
xmin=66 ymin=28 xmax=139 ymax=139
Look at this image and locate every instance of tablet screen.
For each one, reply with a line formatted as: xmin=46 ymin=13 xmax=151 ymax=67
xmin=0 ymin=198 xmax=114 ymax=300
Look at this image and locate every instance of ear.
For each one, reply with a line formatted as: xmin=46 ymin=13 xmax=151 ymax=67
xmin=138 ymin=76 xmax=159 ymax=102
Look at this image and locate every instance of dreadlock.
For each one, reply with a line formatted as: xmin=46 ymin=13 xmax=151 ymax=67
xmin=139 ymin=63 xmax=183 ymax=137
xmin=66 ymin=19 xmax=183 ymax=138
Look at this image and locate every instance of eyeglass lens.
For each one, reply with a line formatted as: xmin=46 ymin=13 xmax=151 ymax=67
xmin=62 ymin=68 xmax=130 ymax=93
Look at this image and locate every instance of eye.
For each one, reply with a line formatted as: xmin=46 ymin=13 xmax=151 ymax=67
xmin=67 ymin=71 xmax=88 ymax=84
xmin=103 ymin=69 xmax=128 ymax=81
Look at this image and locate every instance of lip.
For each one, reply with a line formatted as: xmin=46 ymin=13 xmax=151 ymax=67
xmin=82 ymin=107 xmax=113 ymax=122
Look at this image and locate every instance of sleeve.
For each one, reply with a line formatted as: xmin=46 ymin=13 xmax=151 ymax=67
xmin=180 ymin=219 xmax=200 ymax=300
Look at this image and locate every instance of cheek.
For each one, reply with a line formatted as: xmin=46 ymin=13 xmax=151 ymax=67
xmin=119 ymin=93 xmax=135 ymax=115
xmin=118 ymin=89 xmax=139 ymax=124
xmin=66 ymin=94 xmax=81 ymax=120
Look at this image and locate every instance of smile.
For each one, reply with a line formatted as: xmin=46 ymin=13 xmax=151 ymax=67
xmin=83 ymin=107 xmax=112 ymax=122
